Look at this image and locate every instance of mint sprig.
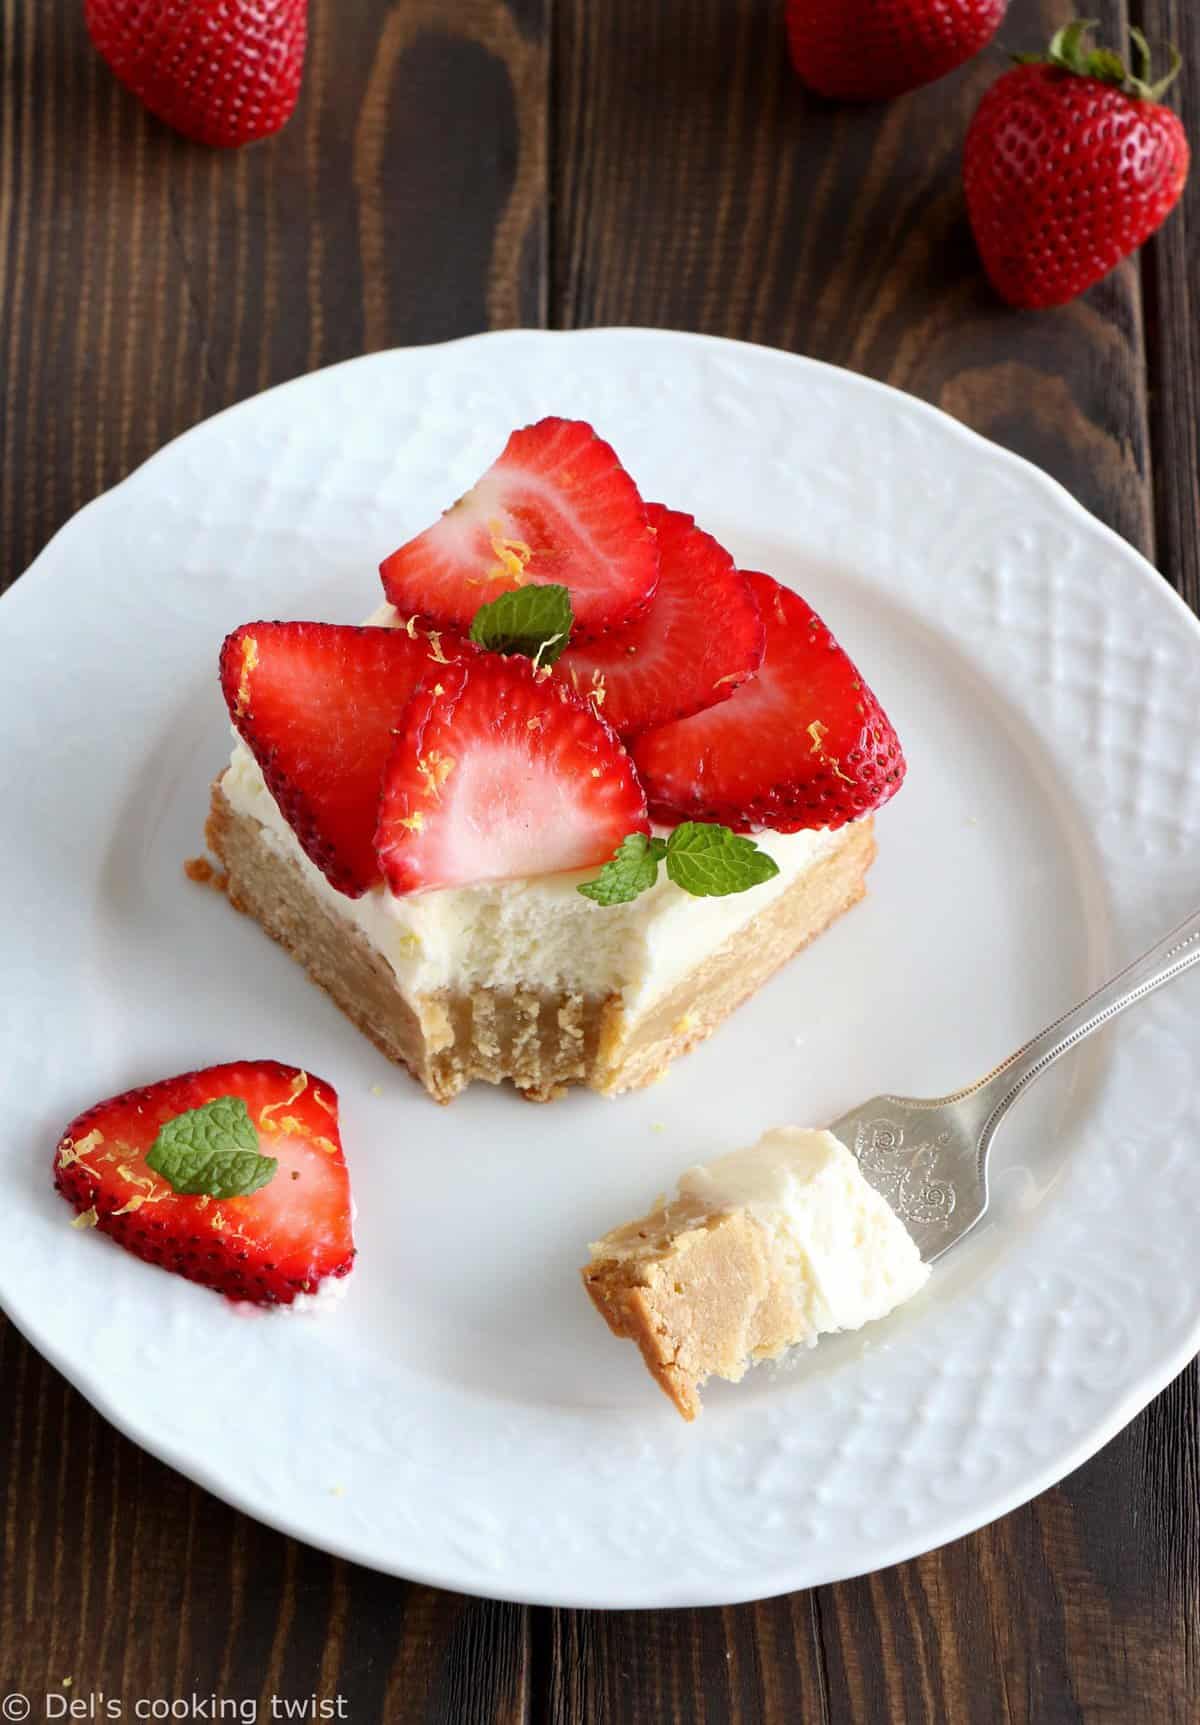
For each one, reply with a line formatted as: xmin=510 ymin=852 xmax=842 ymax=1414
xmin=663 ymin=822 xmax=782 ymax=896
xmin=577 ymin=833 xmax=667 ymax=904
xmin=146 ymin=1096 xmax=278 ymax=1199
xmin=469 ymin=584 xmax=574 ymax=667
xmin=579 ymin=822 xmax=779 ymax=905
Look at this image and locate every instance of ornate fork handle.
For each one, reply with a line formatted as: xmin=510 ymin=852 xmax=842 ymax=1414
xmin=958 ymin=905 xmax=1200 ymax=1162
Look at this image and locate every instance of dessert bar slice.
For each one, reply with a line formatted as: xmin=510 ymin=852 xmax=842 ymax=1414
xmin=206 ymin=418 xmax=905 ymax=1103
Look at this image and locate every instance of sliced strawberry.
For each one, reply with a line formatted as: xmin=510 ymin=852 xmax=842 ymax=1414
xmin=376 ymin=652 xmax=649 ymax=894
xmin=632 ymin=573 xmax=905 ymax=832
xmin=379 ymin=418 xmax=659 ymax=639
xmin=54 ymin=1061 xmax=355 ymax=1306
xmin=555 ymin=504 xmax=764 ymax=739
xmin=219 ymin=621 xmax=464 ymax=897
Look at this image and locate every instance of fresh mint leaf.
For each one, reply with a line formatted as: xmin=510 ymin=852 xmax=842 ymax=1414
xmin=663 ymin=822 xmax=780 ymax=898
xmin=577 ymin=833 xmax=668 ymax=905
xmin=469 ymin=584 xmax=574 ymax=666
xmin=578 ymin=823 xmax=779 ymax=904
xmin=146 ymin=1096 xmax=277 ymax=1199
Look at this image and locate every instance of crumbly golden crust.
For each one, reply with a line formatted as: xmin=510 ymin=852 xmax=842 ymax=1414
xmin=206 ymin=779 xmax=875 ymax=1105
xmin=582 ymin=1196 xmax=809 ymax=1420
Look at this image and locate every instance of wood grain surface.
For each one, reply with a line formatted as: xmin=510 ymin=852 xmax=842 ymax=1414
xmin=2 ymin=0 xmax=1197 ymax=1719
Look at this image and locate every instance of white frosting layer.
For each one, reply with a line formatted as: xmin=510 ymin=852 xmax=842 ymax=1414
xmin=680 ymin=1127 xmax=929 ymax=1341
xmin=221 ymin=745 xmax=846 ymax=1013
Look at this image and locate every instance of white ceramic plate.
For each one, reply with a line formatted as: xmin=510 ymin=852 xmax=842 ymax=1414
xmin=3 ymin=329 xmax=1199 ymax=1608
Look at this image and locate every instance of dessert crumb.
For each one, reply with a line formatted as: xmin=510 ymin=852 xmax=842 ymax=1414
xmin=331 ymin=1484 xmax=346 ymax=1497
xmin=650 ymin=1122 xmax=666 ymax=1133
xmin=62 ymin=1679 xmax=74 ymax=1690
xmin=370 ymin=1084 xmax=384 ymax=1097
xmin=184 ymin=856 xmax=229 ymax=895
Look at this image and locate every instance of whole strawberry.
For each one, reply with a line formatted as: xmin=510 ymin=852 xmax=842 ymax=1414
xmin=786 ymin=0 xmax=1008 ymax=103
xmin=84 ymin=0 xmax=307 ymax=148
xmin=965 ymin=20 xmax=1189 ymax=309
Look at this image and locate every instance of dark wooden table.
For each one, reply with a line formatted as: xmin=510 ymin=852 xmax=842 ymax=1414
xmin=3 ymin=1 xmax=1198 ymax=1718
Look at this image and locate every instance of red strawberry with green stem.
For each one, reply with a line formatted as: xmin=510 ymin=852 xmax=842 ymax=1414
xmin=376 ymin=651 xmax=649 ymax=894
xmin=54 ymin=1061 xmax=355 ymax=1305
xmin=633 ymin=573 xmax=904 ymax=832
xmin=555 ymin=504 xmax=765 ymax=740
xmin=84 ymin=0 xmax=308 ymax=149
xmin=964 ymin=19 xmax=1189 ymax=309
xmin=786 ymin=0 xmax=1008 ymax=104
xmin=380 ymin=418 xmax=659 ymax=641
xmin=220 ymin=620 xmax=465 ymax=897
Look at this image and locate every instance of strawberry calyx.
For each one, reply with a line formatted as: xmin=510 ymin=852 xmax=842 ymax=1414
xmin=1015 ymin=19 xmax=1182 ymax=103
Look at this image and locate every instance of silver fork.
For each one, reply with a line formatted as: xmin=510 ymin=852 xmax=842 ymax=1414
xmin=828 ymin=907 xmax=1200 ymax=1262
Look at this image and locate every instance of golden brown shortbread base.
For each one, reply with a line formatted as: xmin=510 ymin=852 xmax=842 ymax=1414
xmin=206 ymin=781 xmax=875 ymax=1105
xmin=582 ymin=1199 xmax=805 ymax=1421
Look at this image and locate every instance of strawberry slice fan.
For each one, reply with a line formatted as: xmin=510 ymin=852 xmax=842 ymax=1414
xmin=220 ymin=621 xmax=457 ymax=897
xmin=380 ymin=417 xmax=660 ymax=639
xmin=632 ymin=573 xmax=905 ymax=834
xmin=223 ymin=418 xmax=907 ymax=903
xmin=556 ymin=503 xmax=766 ymax=740
xmin=376 ymin=653 xmax=650 ymax=894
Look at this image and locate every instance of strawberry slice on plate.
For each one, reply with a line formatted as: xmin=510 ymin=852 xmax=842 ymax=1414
xmin=376 ymin=651 xmax=649 ymax=893
xmin=220 ymin=620 xmax=463 ymax=897
xmin=633 ymin=572 xmax=905 ymax=831
xmin=54 ymin=1061 xmax=355 ymax=1306
xmin=556 ymin=504 xmax=765 ymax=739
xmin=379 ymin=418 xmax=659 ymax=639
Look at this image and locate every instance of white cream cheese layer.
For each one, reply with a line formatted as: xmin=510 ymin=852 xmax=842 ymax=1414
xmin=679 ymin=1127 xmax=929 ymax=1340
xmin=221 ymin=744 xmax=847 ymax=1014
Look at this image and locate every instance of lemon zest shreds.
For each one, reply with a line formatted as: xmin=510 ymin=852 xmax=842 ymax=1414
xmin=71 ymin=1207 xmax=99 ymax=1230
xmin=398 ymin=811 xmax=424 ymax=832
xmin=118 ymin=1163 xmax=156 ymax=1192
xmin=312 ymin=1087 xmax=337 ymax=1117
xmin=58 ymin=1128 xmax=104 ymax=1170
xmin=112 ymin=1194 xmax=146 ymax=1218
xmin=260 ymin=1070 xmax=308 ymax=1128
xmin=805 ymin=718 xmax=854 ymax=782
xmin=417 ymin=751 xmax=455 ymax=801
xmin=236 ymin=636 xmax=259 ymax=716
xmin=485 ymin=518 xmax=533 ymax=585
xmin=427 ymin=632 xmax=451 ymax=665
